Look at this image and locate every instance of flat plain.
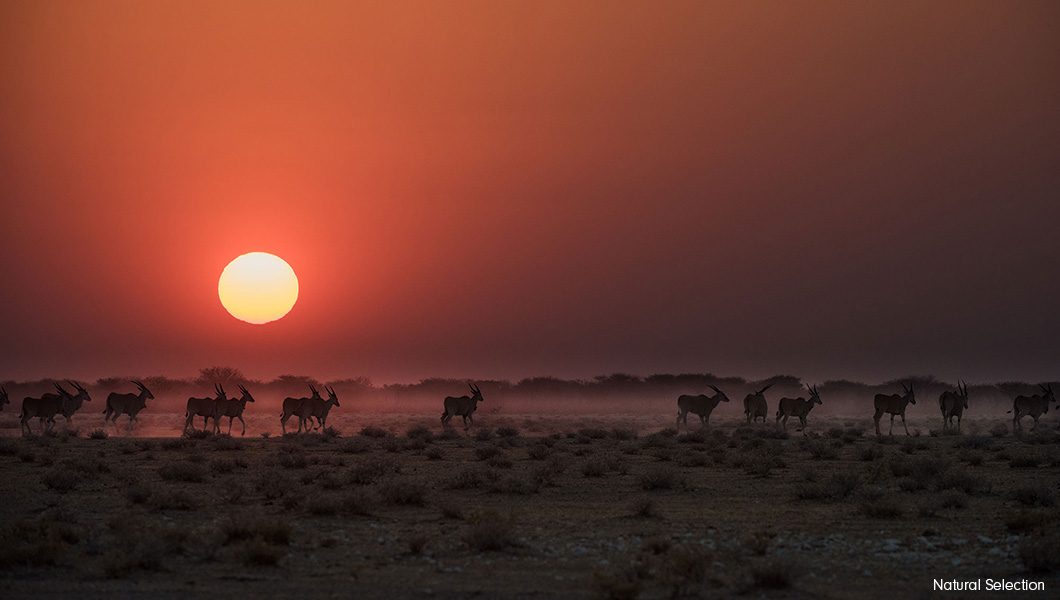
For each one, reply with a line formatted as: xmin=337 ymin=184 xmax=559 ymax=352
xmin=1 ymin=413 xmax=1059 ymax=599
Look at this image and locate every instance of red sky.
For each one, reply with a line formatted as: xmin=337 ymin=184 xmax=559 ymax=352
xmin=2 ymin=1 xmax=1058 ymax=385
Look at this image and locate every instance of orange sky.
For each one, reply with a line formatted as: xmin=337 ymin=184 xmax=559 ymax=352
xmin=2 ymin=1 xmax=1058 ymax=384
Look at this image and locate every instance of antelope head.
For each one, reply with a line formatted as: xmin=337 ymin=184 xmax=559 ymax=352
xmin=901 ymin=381 xmax=916 ymax=404
xmin=709 ymin=384 xmax=730 ymax=402
xmin=1040 ymin=383 xmax=1055 ymax=405
xmin=213 ymin=383 xmax=227 ymax=401
xmin=0 ymin=385 xmax=8 ymax=409
xmin=308 ymin=384 xmax=322 ymax=401
xmin=957 ymin=380 xmax=969 ymax=409
xmin=69 ymin=380 xmax=90 ymax=401
xmin=753 ymin=383 xmax=774 ymax=396
xmin=469 ymin=383 xmax=483 ymax=402
xmin=134 ymin=380 xmax=154 ymax=400
xmin=325 ymin=385 xmax=339 ymax=406
xmin=238 ymin=384 xmax=255 ymax=403
xmin=807 ymin=383 xmax=822 ymax=405
xmin=54 ymin=382 xmax=71 ymax=397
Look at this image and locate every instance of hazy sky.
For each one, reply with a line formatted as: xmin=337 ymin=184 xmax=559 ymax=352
xmin=1 ymin=1 xmax=1058 ymax=385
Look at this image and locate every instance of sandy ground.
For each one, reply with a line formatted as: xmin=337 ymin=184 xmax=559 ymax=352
xmin=1 ymin=412 xmax=1059 ymax=599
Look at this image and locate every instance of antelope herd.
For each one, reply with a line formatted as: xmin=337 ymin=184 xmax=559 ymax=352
xmin=3 ymin=378 xmax=1059 ymax=437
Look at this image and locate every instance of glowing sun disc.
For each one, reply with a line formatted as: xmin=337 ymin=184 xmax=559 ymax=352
xmin=218 ymin=252 xmax=299 ymax=324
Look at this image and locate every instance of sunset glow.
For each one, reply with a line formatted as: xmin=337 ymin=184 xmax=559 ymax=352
xmin=218 ymin=252 xmax=298 ymax=325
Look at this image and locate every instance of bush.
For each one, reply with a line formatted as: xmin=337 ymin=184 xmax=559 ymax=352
xmin=794 ymin=471 xmax=861 ymax=501
xmin=211 ymin=435 xmax=244 ymax=451
xmin=462 ymin=510 xmax=517 ymax=551
xmin=359 ymin=426 xmax=392 ymax=439
xmin=1005 ymin=508 xmax=1056 ymax=533
xmin=805 ymin=439 xmax=840 ymax=460
xmin=341 ymin=490 xmax=376 ymax=516
xmin=593 ymin=565 xmax=643 ymax=600
xmin=859 ymin=496 xmax=904 ymax=518
xmin=581 ymin=461 xmax=606 ymax=478
xmin=858 ymin=446 xmax=886 ymax=462
xmin=406 ymin=426 xmax=434 ymax=442
xmin=1019 ymin=530 xmax=1060 ymax=572
xmin=525 ymin=443 xmax=552 ymax=460
xmin=1010 ymin=480 xmax=1056 ymax=507
xmin=639 ymin=467 xmax=686 ymax=491
xmin=445 ymin=466 xmax=492 ymax=490
xmin=158 ymin=461 xmax=208 ymax=483
xmin=160 ymin=438 xmax=188 ymax=450
xmin=378 ymin=478 xmax=428 ymax=506
xmin=658 ymin=544 xmax=711 ymax=597
xmin=222 ymin=516 xmax=292 ymax=546
xmin=276 ymin=451 xmax=309 ymax=470
xmin=88 ymin=428 xmax=108 ymax=440
xmin=348 ymin=456 xmax=399 ymax=485
xmin=1008 ymin=453 xmax=1041 ymax=468
xmin=437 ymin=498 xmax=465 ymax=520
xmin=473 ymin=428 xmax=495 ymax=442
xmin=438 ymin=428 xmax=461 ymax=441
xmin=126 ymin=484 xmax=152 ymax=505
xmin=496 ymin=427 xmax=519 ymax=438
xmin=751 ymin=555 xmax=800 ymax=589
xmin=339 ymin=437 xmax=374 ymax=454
xmin=42 ymin=469 xmax=81 ymax=492
xmin=612 ymin=428 xmax=638 ymax=441
xmin=149 ymin=489 xmax=199 ymax=511
xmin=629 ymin=497 xmax=656 ymax=518
xmin=306 ymin=495 xmax=342 ymax=516
xmin=475 ymin=445 xmax=503 ymax=461
xmin=425 ymin=446 xmax=444 ymax=460
xmin=243 ymin=539 xmax=285 ymax=566
xmin=488 ymin=474 xmax=540 ymax=495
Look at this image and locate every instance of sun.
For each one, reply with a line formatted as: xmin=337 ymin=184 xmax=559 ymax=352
xmin=218 ymin=252 xmax=299 ymax=324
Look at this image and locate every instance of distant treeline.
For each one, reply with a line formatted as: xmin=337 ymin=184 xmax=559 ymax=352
xmin=2 ymin=368 xmax=1056 ymax=414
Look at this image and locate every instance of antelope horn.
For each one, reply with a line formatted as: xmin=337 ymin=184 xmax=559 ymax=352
xmin=757 ymin=383 xmax=773 ymax=394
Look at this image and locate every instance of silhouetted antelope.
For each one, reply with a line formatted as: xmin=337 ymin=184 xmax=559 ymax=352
xmin=103 ymin=380 xmax=154 ymax=431
xmin=280 ymin=384 xmax=322 ymax=434
xmin=939 ymin=380 xmax=969 ymax=433
xmin=873 ymin=382 xmax=916 ymax=436
xmin=676 ymin=385 xmax=729 ymax=427
xmin=442 ymin=383 xmax=484 ymax=431
xmin=0 ymin=386 xmax=8 ymax=412
xmin=20 ymin=383 xmax=67 ymax=435
xmin=1008 ymin=384 xmax=1055 ymax=434
xmin=49 ymin=381 xmax=91 ymax=427
xmin=184 ymin=384 xmax=226 ymax=434
xmin=301 ymin=385 xmax=340 ymax=431
xmin=776 ymin=384 xmax=822 ymax=432
xmin=743 ymin=383 xmax=773 ymax=424
xmin=216 ymin=384 xmax=255 ymax=436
